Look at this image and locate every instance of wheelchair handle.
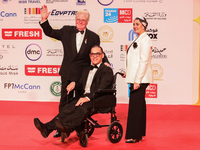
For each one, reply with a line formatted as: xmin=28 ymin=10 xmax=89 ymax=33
xmin=112 ymin=72 xmax=124 ymax=90
xmin=116 ymin=72 xmax=124 ymax=76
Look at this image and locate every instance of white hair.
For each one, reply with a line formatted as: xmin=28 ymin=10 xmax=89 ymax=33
xmin=76 ymin=9 xmax=90 ymax=22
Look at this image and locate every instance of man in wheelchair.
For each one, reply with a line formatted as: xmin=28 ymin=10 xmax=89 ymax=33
xmin=34 ymin=45 xmax=114 ymax=141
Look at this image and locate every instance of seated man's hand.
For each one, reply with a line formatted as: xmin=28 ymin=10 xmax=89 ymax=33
xmin=66 ymin=82 xmax=75 ymax=95
xmin=75 ymin=97 xmax=89 ymax=106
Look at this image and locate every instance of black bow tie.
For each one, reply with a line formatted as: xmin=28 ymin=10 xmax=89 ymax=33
xmin=90 ymin=65 xmax=98 ymax=70
xmin=75 ymin=28 xmax=84 ymax=34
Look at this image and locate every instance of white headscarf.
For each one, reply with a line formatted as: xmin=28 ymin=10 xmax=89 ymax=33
xmin=134 ymin=16 xmax=148 ymax=30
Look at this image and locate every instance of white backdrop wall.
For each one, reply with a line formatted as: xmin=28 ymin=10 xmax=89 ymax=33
xmin=193 ymin=0 xmax=200 ymax=105
xmin=0 ymin=0 xmax=194 ymax=104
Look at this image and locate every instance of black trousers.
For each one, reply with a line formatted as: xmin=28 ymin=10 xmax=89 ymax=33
xmin=125 ymin=83 xmax=149 ymax=140
xmin=59 ymin=77 xmax=82 ymax=112
xmin=46 ymin=96 xmax=93 ymax=132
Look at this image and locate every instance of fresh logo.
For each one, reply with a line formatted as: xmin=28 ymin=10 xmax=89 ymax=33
xmin=25 ymin=65 xmax=60 ymax=76
xmin=2 ymin=29 xmax=42 ymax=40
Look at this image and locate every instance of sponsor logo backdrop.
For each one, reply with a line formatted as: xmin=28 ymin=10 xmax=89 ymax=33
xmin=0 ymin=0 xmax=194 ymax=104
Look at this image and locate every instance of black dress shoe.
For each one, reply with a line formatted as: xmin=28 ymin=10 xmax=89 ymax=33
xmin=53 ymin=129 xmax=61 ymax=137
xmin=34 ymin=118 xmax=50 ymax=138
xmin=54 ymin=117 xmax=71 ymax=137
xmin=125 ymin=139 xmax=141 ymax=143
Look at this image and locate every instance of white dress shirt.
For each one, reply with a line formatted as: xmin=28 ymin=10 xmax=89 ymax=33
xmin=84 ymin=63 xmax=101 ymax=99
xmin=76 ymin=29 xmax=85 ymax=53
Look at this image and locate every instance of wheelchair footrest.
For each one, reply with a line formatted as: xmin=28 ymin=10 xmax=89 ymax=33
xmin=94 ymin=125 xmax=109 ymax=128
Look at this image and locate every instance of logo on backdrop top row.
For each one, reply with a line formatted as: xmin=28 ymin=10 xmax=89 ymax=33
xmin=104 ymin=8 xmax=132 ymax=23
xmin=98 ymin=0 xmax=114 ymax=6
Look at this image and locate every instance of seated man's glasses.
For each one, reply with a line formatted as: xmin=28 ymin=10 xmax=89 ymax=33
xmin=90 ymin=52 xmax=102 ymax=57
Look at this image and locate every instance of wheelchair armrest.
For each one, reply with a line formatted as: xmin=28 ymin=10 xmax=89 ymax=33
xmin=92 ymin=89 xmax=116 ymax=112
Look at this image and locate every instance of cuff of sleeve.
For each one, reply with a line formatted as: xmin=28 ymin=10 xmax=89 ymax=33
xmin=85 ymin=97 xmax=90 ymax=101
xmin=40 ymin=19 xmax=47 ymax=24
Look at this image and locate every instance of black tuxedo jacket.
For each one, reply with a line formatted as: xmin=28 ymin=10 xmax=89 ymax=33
xmin=75 ymin=63 xmax=114 ymax=100
xmin=51 ymin=63 xmax=114 ymax=129
xmin=40 ymin=20 xmax=109 ymax=82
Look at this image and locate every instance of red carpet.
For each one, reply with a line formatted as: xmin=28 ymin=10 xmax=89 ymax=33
xmin=0 ymin=101 xmax=200 ymax=150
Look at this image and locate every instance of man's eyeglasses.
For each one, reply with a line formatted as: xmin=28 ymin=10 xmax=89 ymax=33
xmin=90 ymin=52 xmax=102 ymax=57
xmin=76 ymin=19 xmax=87 ymax=23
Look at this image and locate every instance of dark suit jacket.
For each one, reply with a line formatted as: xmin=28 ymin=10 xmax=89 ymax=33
xmin=52 ymin=63 xmax=114 ymax=128
xmin=40 ymin=20 xmax=109 ymax=82
xmin=75 ymin=63 xmax=114 ymax=101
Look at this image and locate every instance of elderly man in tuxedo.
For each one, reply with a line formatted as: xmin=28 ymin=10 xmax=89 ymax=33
xmin=40 ymin=5 xmax=110 ymax=137
xmin=34 ymin=45 xmax=114 ymax=140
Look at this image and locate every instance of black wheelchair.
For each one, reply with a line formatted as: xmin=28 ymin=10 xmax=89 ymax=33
xmin=61 ymin=72 xmax=124 ymax=147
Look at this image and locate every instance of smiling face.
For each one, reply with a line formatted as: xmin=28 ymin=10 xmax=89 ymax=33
xmin=133 ymin=19 xmax=145 ymax=36
xmin=90 ymin=46 xmax=104 ymax=66
xmin=75 ymin=13 xmax=88 ymax=31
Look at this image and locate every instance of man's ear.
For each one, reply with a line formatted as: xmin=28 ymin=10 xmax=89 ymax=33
xmin=102 ymin=52 xmax=105 ymax=58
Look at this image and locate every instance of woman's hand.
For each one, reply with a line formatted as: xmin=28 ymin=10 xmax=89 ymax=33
xmin=122 ymin=72 xmax=126 ymax=78
xmin=134 ymin=82 xmax=140 ymax=90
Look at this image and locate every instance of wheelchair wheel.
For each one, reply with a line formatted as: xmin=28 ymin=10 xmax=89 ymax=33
xmin=79 ymin=131 xmax=88 ymax=147
xmin=87 ymin=122 xmax=95 ymax=137
xmin=107 ymin=121 xmax=123 ymax=143
xmin=77 ymin=120 xmax=94 ymax=138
